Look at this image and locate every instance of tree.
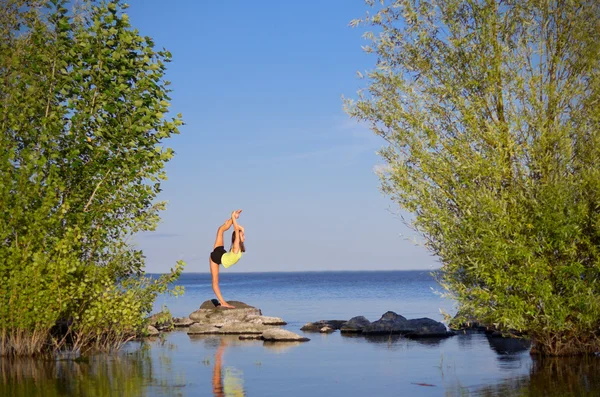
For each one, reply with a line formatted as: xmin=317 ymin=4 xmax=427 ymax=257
xmin=0 ymin=0 xmax=184 ymax=355
xmin=347 ymin=0 xmax=600 ymax=356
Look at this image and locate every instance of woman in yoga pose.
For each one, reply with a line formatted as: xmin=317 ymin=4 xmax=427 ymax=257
xmin=209 ymin=210 xmax=245 ymax=308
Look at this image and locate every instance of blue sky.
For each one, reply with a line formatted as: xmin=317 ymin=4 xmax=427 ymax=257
xmin=127 ymin=0 xmax=438 ymax=273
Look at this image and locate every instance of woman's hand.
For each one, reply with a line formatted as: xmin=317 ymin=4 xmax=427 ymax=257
xmin=231 ymin=209 xmax=242 ymax=219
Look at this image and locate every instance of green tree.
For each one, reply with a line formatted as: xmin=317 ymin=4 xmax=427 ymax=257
xmin=347 ymin=0 xmax=600 ymax=356
xmin=0 ymin=0 xmax=184 ymax=356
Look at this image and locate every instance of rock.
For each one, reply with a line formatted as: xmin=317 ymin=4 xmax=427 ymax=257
xmin=362 ymin=311 xmax=409 ymax=334
xmin=320 ymin=326 xmax=334 ymax=333
xmin=340 ymin=316 xmax=371 ymax=333
xmin=187 ymin=324 xmax=221 ymax=335
xmin=245 ymin=315 xmax=287 ymax=326
xmin=147 ymin=311 xmax=174 ymax=332
xmin=189 ymin=300 xmax=261 ymax=325
xmin=261 ymin=328 xmax=310 ymax=342
xmin=362 ymin=312 xmax=452 ymax=337
xmin=300 ymin=320 xmax=347 ymax=332
xmin=147 ymin=325 xmax=160 ymax=337
xmin=217 ymin=323 xmax=268 ymax=334
xmin=173 ymin=317 xmax=195 ymax=327
xmin=199 ymin=300 xmax=258 ymax=310
xmin=239 ymin=335 xmax=262 ymax=340
xmin=404 ymin=318 xmax=452 ymax=337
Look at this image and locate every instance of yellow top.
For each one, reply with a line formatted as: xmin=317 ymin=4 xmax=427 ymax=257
xmin=221 ymin=251 xmax=242 ymax=268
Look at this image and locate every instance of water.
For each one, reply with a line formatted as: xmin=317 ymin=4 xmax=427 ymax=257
xmin=2 ymin=271 xmax=600 ymax=396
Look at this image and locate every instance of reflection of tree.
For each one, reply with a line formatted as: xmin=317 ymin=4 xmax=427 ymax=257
xmin=472 ymin=357 xmax=600 ymax=397
xmin=0 ymin=343 xmax=189 ymax=397
xmin=0 ymin=349 xmax=153 ymax=396
xmin=212 ymin=338 xmax=246 ymax=397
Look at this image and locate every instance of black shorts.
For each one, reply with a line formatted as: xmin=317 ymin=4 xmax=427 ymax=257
xmin=210 ymin=246 xmax=227 ymax=265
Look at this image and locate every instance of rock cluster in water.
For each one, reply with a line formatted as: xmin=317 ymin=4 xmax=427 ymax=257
xmin=301 ymin=311 xmax=454 ymax=338
xmin=147 ymin=300 xmax=309 ymax=342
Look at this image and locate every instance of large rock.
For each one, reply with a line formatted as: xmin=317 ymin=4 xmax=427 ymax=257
xmin=189 ymin=300 xmax=262 ymax=325
xmin=362 ymin=311 xmax=409 ymax=334
xmin=261 ymin=328 xmax=310 ymax=342
xmin=217 ymin=323 xmax=268 ymax=334
xmin=187 ymin=324 xmax=221 ymax=335
xmin=300 ymin=320 xmax=347 ymax=332
xmin=245 ymin=315 xmax=287 ymax=326
xmin=340 ymin=316 xmax=371 ymax=333
xmin=173 ymin=317 xmax=195 ymax=328
xmin=362 ymin=312 xmax=451 ymax=337
xmin=404 ymin=318 xmax=452 ymax=337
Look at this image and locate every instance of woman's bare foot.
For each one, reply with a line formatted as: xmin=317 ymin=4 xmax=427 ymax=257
xmin=220 ymin=302 xmax=235 ymax=309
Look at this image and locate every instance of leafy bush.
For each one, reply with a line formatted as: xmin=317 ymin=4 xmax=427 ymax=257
xmin=0 ymin=0 xmax=184 ymax=355
xmin=347 ymin=0 xmax=600 ymax=355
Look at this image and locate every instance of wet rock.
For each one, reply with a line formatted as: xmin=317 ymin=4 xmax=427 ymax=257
xmin=189 ymin=300 xmax=261 ymax=325
xmin=217 ymin=323 xmax=268 ymax=335
xmin=404 ymin=318 xmax=452 ymax=337
xmin=245 ymin=315 xmax=287 ymax=326
xmin=261 ymin=328 xmax=310 ymax=342
xmin=320 ymin=326 xmax=334 ymax=333
xmin=239 ymin=335 xmax=262 ymax=340
xmin=300 ymin=320 xmax=347 ymax=332
xmin=187 ymin=324 xmax=221 ymax=335
xmin=173 ymin=317 xmax=195 ymax=328
xmin=362 ymin=312 xmax=452 ymax=337
xmin=362 ymin=311 xmax=409 ymax=334
xmin=147 ymin=325 xmax=160 ymax=337
xmin=340 ymin=316 xmax=371 ymax=333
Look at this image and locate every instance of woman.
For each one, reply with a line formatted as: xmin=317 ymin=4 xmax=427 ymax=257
xmin=209 ymin=209 xmax=246 ymax=309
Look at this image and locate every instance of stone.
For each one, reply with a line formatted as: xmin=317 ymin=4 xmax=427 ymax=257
xmin=189 ymin=300 xmax=261 ymax=325
xmin=261 ymin=328 xmax=310 ymax=342
xmin=239 ymin=335 xmax=262 ymax=340
xmin=320 ymin=326 xmax=334 ymax=333
xmin=173 ymin=317 xmax=195 ymax=327
xmin=404 ymin=318 xmax=451 ymax=337
xmin=300 ymin=320 xmax=347 ymax=332
xmin=362 ymin=312 xmax=452 ymax=337
xmin=245 ymin=315 xmax=287 ymax=326
xmin=217 ymin=323 xmax=268 ymax=335
xmin=361 ymin=311 xmax=410 ymax=334
xmin=187 ymin=324 xmax=221 ymax=335
xmin=340 ymin=316 xmax=371 ymax=333
xmin=147 ymin=325 xmax=160 ymax=337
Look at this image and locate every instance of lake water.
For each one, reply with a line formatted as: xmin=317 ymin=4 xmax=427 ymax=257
xmin=2 ymin=271 xmax=600 ymax=396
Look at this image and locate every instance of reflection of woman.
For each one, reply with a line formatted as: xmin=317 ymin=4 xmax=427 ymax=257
xmin=209 ymin=210 xmax=246 ymax=309
xmin=212 ymin=339 xmax=245 ymax=397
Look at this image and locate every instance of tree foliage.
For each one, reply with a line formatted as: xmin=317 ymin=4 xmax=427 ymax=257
xmin=347 ymin=0 xmax=600 ymax=355
xmin=0 ymin=0 xmax=184 ymax=355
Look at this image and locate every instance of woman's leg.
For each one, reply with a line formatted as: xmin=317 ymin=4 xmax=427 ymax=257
xmin=210 ymin=258 xmax=235 ymax=308
xmin=210 ymin=219 xmax=235 ymax=308
xmin=213 ymin=219 xmax=232 ymax=249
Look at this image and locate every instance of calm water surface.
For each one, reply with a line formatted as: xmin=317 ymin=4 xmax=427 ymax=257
xmin=2 ymin=271 xmax=600 ymax=396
